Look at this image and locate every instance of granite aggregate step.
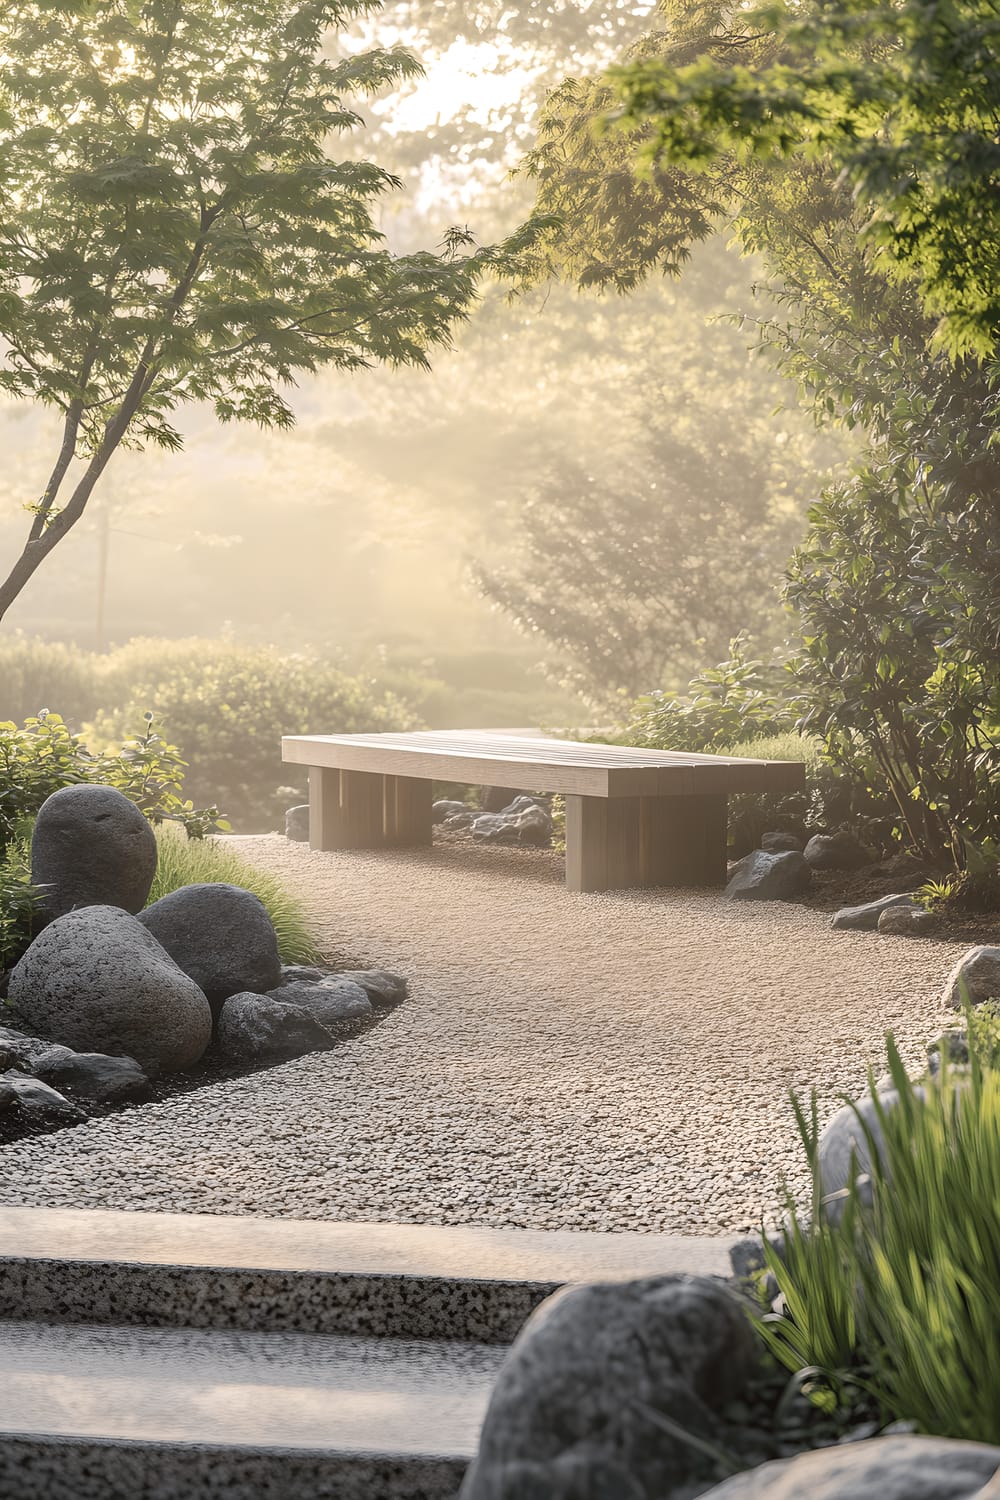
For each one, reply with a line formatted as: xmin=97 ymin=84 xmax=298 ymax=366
xmin=0 ymin=1317 xmax=504 ymax=1500
xmin=0 ymin=1205 xmax=737 ymax=1343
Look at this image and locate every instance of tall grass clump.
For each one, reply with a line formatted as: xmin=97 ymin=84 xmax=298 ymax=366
xmin=149 ymin=828 xmax=321 ymax=966
xmin=758 ymin=1036 xmax=1000 ymax=1442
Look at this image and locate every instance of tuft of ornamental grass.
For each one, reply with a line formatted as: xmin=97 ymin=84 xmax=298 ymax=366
xmin=149 ymin=827 xmax=322 ymax=966
xmin=757 ymin=1031 xmax=1000 ymax=1442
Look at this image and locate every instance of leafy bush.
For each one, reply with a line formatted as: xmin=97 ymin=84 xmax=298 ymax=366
xmin=0 ymin=838 xmax=41 ymax=974
xmin=719 ymin=732 xmax=827 ymax=858
xmin=87 ymin=639 xmax=418 ymax=831
xmin=623 ymin=635 xmax=798 ymax=753
xmin=0 ymin=636 xmax=101 ymax=729
xmin=757 ymin=1037 xmax=1000 ymax=1442
xmin=0 ymin=712 xmax=225 ymax=859
xmin=150 ymin=828 xmax=321 ymax=965
xmin=786 ymin=473 xmax=1000 ymax=871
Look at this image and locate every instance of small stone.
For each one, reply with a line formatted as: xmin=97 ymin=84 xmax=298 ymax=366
xmin=831 ymin=893 xmax=920 ymax=932
xmin=216 ymin=992 xmax=335 ymax=1064
xmin=433 ymin=800 xmax=470 ymax=824
xmin=268 ymin=978 xmax=372 ymax=1030
xmin=803 ymin=831 xmax=874 ymax=871
xmin=0 ymin=1071 xmax=87 ymax=1126
xmin=32 ymin=1048 xmax=152 ymax=1104
xmin=31 ymin=784 xmax=158 ymax=923
xmin=941 ymin=946 xmax=1000 ymax=1010
xmin=760 ymin=831 xmax=804 ymax=853
xmin=284 ymin=805 xmax=309 ymax=842
xmin=278 ymin=964 xmax=328 ymax=984
xmin=726 ymin=850 xmax=811 ymax=901
xmin=877 ymin=904 xmax=937 ymax=936
xmin=335 ymin=969 xmax=408 ymax=1006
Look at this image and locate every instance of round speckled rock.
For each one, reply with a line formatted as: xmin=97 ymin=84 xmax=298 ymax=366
xmin=217 ymin=992 xmax=334 ymax=1064
xmin=31 ymin=784 xmax=157 ymax=923
xmin=8 ymin=906 xmax=211 ymax=1074
xmin=138 ymin=883 xmax=282 ymax=1007
xmin=461 ymin=1275 xmax=756 ymax=1500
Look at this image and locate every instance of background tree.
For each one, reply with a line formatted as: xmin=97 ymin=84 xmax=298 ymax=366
xmin=0 ymin=0 xmax=548 ymax=621
xmin=515 ymin=0 xmax=1000 ymax=864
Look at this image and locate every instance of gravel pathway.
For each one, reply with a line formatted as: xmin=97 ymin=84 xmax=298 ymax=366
xmin=0 ymin=838 xmax=973 ymax=1234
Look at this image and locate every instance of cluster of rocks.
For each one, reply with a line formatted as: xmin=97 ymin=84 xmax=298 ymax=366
xmin=433 ymin=792 xmax=553 ymax=847
xmin=0 ymin=784 xmax=405 ymax=1135
xmin=726 ymin=830 xmax=943 ymax=935
xmin=726 ymin=829 xmax=875 ymax=902
xmin=285 ymin=788 xmax=554 ymax=847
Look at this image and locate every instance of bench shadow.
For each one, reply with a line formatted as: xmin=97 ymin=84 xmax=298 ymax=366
xmin=370 ymin=840 xmax=566 ymax=889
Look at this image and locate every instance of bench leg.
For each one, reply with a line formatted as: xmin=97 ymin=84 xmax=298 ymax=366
xmin=564 ymin=793 xmax=729 ymax=891
xmin=565 ymin=795 xmax=642 ymax=892
xmin=640 ymin=793 xmax=729 ymax=886
xmin=384 ymin=775 xmax=433 ymax=847
xmin=309 ymin=767 xmax=386 ymax=851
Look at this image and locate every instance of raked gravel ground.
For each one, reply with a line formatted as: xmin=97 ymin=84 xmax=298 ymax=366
xmin=0 ymin=836 xmax=977 ymax=1234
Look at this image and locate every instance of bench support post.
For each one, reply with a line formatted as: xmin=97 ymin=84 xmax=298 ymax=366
xmin=309 ymin=767 xmax=386 ymax=851
xmin=384 ymin=775 xmax=433 ymax=847
xmin=639 ymin=793 xmax=728 ymax=886
xmin=565 ymin=796 xmax=642 ymax=893
xmin=565 ymin=792 xmax=728 ymax=892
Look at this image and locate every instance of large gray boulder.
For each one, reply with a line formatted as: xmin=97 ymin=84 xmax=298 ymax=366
xmin=831 ymin=893 xmax=920 ymax=931
xmin=726 ymin=850 xmax=811 ymax=901
xmin=139 ymin=882 xmax=282 ymax=1007
xmin=817 ymin=1087 xmax=926 ymax=1201
xmin=216 ymin=992 xmax=335 ymax=1064
xmin=31 ymin=784 xmax=157 ymax=923
xmin=8 ymin=905 xmax=211 ymax=1074
xmin=942 ymin=946 xmax=1000 ymax=1010
xmin=803 ymin=831 xmax=873 ymax=871
xmin=459 ymin=1275 xmax=756 ymax=1500
xmin=699 ymin=1435 xmax=1000 ymax=1499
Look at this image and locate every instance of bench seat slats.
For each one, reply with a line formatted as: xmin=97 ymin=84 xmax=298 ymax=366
xmin=281 ymin=732 xmax=806 ymax=799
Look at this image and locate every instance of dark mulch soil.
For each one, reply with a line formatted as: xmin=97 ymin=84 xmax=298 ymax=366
xmin=800 ymin=867 xmax=999 ymax=944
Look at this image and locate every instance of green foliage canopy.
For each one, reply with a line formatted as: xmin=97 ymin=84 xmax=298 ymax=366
xmin=607 ymin=0 xmax=1000 ymax=358
xmin=0 ymin=0 xmax=551 ymax=619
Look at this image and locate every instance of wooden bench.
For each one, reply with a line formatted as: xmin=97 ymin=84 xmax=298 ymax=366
xmin=281 ymin=730 xmax=806 ymax=893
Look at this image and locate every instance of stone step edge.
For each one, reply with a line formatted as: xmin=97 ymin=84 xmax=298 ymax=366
xmin=0 ymin=1434 xmax=468 ymax=1500
xmin=0 ymin=1205 xmax=738 ymax=1343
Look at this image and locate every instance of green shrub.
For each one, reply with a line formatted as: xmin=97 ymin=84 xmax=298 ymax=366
xmin=149 ymin=827 xmax=321 ymax=965
xmin=87 ymin=639 xmax=419 ymax=831
xmin=0 ymin=636 xmax=101 ymax=729
xmin=757 ymin=1037 xmax=1000 ymax=1442
xmin=623 ymin=635 xmax=799 ymax=753
xmin=0 ymin=712 xmax=225 ymax=859
xmin=0 ymin=838 xmax=41 ymax=974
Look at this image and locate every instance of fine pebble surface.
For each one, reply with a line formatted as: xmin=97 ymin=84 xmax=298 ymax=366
xmin=0 ymin=837 xmax=974 ymax=1234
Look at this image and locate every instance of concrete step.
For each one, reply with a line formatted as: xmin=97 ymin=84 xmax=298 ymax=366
xmin=0 ymin=1316 xmax=505 ymax=1499
xmin=0 ymin=1205 xmax=737 ymax=1343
